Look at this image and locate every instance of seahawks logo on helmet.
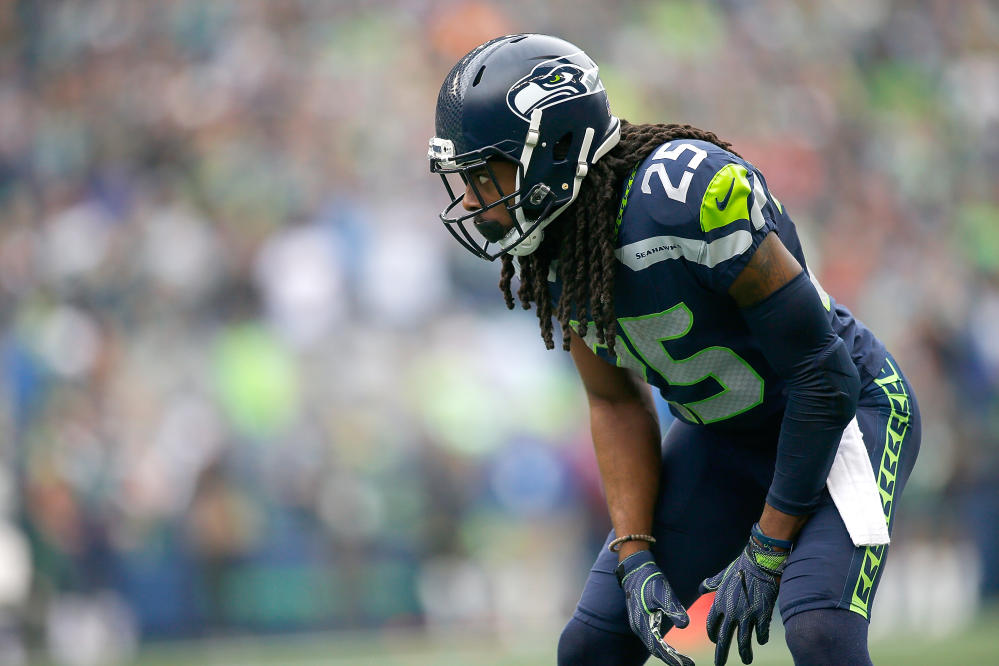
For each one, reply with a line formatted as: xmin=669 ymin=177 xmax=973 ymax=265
xmin=506 ymin=57 xmax=603 ymax=121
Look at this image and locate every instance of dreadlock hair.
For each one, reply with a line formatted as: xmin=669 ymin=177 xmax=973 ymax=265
xmin=499 ymin=121 xmax=739 ymax=355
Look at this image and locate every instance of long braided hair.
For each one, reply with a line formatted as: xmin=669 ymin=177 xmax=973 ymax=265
xmin=499 ymin=121 xmax=739 ymax=355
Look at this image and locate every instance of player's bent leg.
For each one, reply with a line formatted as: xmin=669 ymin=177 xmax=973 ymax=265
xmin=557 ymin=617 xmax=649 ymax=666
xmin=784 ymin=608 xmax=872 ymax=666
xmin=779 ymin=354 xmax=921 ymax=643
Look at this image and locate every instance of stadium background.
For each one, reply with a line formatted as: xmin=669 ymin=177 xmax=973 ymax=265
xmin=1 ymin=1 xmax=998 ymax=664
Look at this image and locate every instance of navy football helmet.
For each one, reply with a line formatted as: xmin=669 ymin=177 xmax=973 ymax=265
xmin=429 ymin=34 xmax=620 ymax=260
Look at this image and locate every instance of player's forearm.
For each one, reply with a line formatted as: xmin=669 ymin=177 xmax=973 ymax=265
xmin=757 ymin=503 xmax=809 ymax=545
xmin=588 ymin=395 xmax=662 ymax=561
xmin=766 ymin=364 xmax=858 ymax=515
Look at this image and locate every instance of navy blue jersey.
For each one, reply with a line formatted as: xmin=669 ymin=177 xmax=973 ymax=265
xmin=552 ymin=139 xmax=885 ymax=431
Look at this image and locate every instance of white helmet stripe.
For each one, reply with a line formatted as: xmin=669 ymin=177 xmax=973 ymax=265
xmin=511 ymin=108 xmax=544 ymax=232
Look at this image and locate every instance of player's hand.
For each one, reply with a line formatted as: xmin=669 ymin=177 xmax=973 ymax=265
xmin=616 ymin=550 xmax=694 ymax=666
xmin=698 ymin=536 xmax=788 ymax=665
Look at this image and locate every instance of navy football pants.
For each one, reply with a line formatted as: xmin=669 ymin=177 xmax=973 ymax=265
xmin=559 ymin=356 xmax=920 ymax=663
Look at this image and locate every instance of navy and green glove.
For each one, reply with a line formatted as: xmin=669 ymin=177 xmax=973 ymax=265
xmin=699 ymin=529 xmax=790 ymax=665
xmin=615 ymin=550 xmax=694 ymax=666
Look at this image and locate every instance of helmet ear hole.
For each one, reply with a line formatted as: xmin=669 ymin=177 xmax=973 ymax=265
xmin=553 ymin=132 xmax=573 ymax=162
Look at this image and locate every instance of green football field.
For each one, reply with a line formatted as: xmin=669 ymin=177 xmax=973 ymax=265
xmin=50 ymin=605 xmax=997 ymax=666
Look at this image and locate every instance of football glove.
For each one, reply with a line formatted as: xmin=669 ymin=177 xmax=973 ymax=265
xmin=699 ymin=535 xmax=789 ymax=665
xmin=615 ymin=550 xmax=694 ymax=666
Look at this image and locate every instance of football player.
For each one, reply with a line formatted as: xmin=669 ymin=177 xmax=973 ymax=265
xmin=428 ymin=34 xmax=920 ymax=666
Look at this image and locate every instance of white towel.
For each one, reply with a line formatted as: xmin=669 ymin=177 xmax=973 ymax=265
xmin=826 ymin=417 xmax=890 ymax=546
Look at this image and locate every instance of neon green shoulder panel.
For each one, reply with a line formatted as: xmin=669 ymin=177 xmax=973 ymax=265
xmin=700 ymin=163 xmax=754 ymax=233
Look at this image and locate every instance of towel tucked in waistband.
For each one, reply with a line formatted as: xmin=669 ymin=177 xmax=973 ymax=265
xmin=826 ymin=417 xmax=890 ymax=547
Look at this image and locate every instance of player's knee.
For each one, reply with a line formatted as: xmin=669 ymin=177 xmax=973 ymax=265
xmin=557 ymin=617 xmax=648 ymax=666
xmin=784 ymin=608 xmax=872 ymax=666
xmin=555 ymin=618 xmax=606 ymax=666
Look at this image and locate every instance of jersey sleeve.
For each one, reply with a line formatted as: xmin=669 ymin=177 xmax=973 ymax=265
xmin=617 ymin=142 xmax=783 ymax=294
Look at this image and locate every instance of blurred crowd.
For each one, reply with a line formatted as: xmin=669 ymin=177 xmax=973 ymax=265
xmin=0 ymin=0 xmax=997 ymax=663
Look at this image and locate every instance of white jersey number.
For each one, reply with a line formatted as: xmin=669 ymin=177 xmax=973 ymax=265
xmin=640 ymin=142 xmax=708 ymax=204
